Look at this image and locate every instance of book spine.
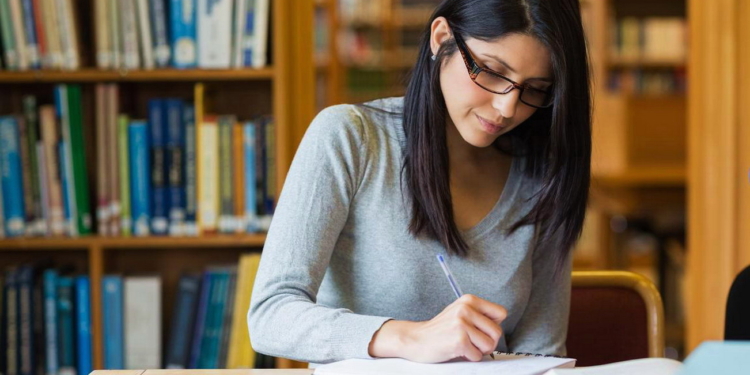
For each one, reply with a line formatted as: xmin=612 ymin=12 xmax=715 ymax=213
xmin=218 ymin=116 xmax=235 ymax=233
xmin=197 ymin=0 xmax=232 ymax=68
xmin=189 ymin=272 xmax=210 ymax=368
xmin=134 ymin=0 xmax=154 ymax=70
xmin=38 ymin=106 xmax=64 ymax=236
xmin=0 ymin=0 xmax=19 ymax=70
xmin=57 ymin=142 xmax=72 ymax=236
xmin=56 ymin=277 xmax=75 ymax=375
xmin=217 ymin=269 xmax=237 ymax=368
xmin=120 ymin=0 xmax=141 ymax=70
xmin=66 ymin=85 xmax=92 ymax=235
xmin=232 ymin=122 xmax=244 ymax=233
xmin=107 ymin=85 xmax=121 ymax=236
xmin=197 ymin=272 xmax=219 ymax=368
xmin=22 ymin=96 xmax=43 ymax=235
xmin=263 ymin=117 xmax=276 ymax=218
xmin=129 ymin=120 xmax=151 ymax=236
xmin=20 ymin=0 xmax=40 ymax=68
xmin=108 ymin=0 xmax=121 ymax=68
xmin=171 ymin=0 xmax=197 ymax=68
xmin=231 ymin=0 xmax=245 ymax=68
xmin=208 ymin=271 xmax=230 ymax=368
xmin=165 ymin=99 xmax=185 ymax=236
xmin=242 ymin=122 xmax=257 ymax=233
xmin=124 ymin=277 xmax=162 ymax=369
xmin=149 ymin=99 xmax=168 ymax=235
xmin=102 ymin=275 xmax=124 ymax=369
xmin=75 ymin=277 xmax=92 ymax=375
xmin=165 ymin=274 xmax=199 ymax=369
xmin=197 ymin=116 xmax=219 ymax=234
xmin=94 ymin=0 xmax=111 ymax=68
xmin=54 ymin=85 xmax=77 ymax=237
xmin=40 ymin=0 xmax=62 ymax=69
xmin=252 ymin=0 xmax=269 ymax=68
xmin=30 ymin=0 xmax=46 ymax=67
xmin=96 ymin=84 xmax=110 ymax=236
xmin=18 ymin=266 xmax=34 ymax=375
xmin=53 ymin=0 xmax=70 ymax=70
xmin=17 ymin=117 xmax=36 ymax=235
xmin=118 ymin=115 xmax=132 ymax=236
xmin=183 ymin=105 xmax=197 ymax=236
xmin=42 ymin=269 xmax=58 ymax=375
xmin=253 ymin=120 xmax=264 ymax=222
xmin=149 ymin=0 xmax=170 ymax=67
xmin=61 ymin=0 xmax=80 ymax=69
xmin=0 ymin=117 xmax=27 ymax=237
xmin=6 ymin=268 xmax=19 ymax=375
xmin=8 ymin=0 xmax=29 ymax=70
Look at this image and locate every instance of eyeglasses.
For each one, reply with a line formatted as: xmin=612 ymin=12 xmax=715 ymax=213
xmin=451 ymin=30 xmax=554 ymax=109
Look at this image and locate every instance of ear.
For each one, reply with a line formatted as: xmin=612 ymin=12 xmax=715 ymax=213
xmin=430 ymin=17 xmax=453 ymax=57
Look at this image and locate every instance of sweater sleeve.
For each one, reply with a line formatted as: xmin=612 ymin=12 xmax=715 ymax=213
xmin=248 ymin=105 xmax=392 ymax=364
xmin=505 ymin=231 xmax=573 ymax=357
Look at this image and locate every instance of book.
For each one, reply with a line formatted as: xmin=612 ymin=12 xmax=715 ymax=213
xmin=22 ymin=96 xmax=43 ymax=235
xmin=6 ymin=267 xmax=19 ymax=375
xmin=75 ymin=276 xmax=92 ymax=375
xmin=218 ymin=115 xmax=235 ymax=233
xmin=189 ymin=271 xmax=211 ymax=368
xmin=40 ymin=0 xmax=62 ymax=69
xmin=183 ymin=105 xmax=197 ymax=235
xmin=96 ymin=84 xmax=110 ymax=236
xmin=165 ymin=99 xmax=185 ymax=236
xmin=118 ymin=115 xmax=132 ymax=236
xmin=135 ymin=0 xmax=155 ymax=69
xmin=241 ymin=122 xmax=258 ymax=232
xmin=102 ymin=275 xmax=124 ymax=369
xmin=120 ymin=0 xmax=141 ymax=70
xmin=124 ymin=276 xmax=162 ymax=369
xmin=314 ymin=352 xmax=576 ymax=375
xmin=94 ymin=0 xmax=111 ymax=68
xmin=38 ymin=106 xmax=64 ymax=236
xmin=197 ymin=0 xmax=232 ymax=68
xmin=196 ymin=115 xmax=219 ymax=234
xmin=543 ymin=358 xmax=681 ymax=375
xmin=250 ymin=0 xmax=269 ymax=68
xmin=226 ymin=253 xmax=261 ymax=368
xmin=107 ymin=85 xmax=121 ymax=236
xmin=0 ymin=0 xmax=18 ymax=70
xmin=170 ymin=0 xmax=197 ymax=68
xmin=54 ymin=85 xmax=77 ymax=236
xmin=165 ymin=274 xmax=200 ymax=369
xmin=148 ymin=99 xmax=168 ymax=235
xmin=42 ymin=269 xmax=58 ymax=375
xmin=20 ymin=0 xmax=40 ymax=68
xmin=17 ymin=116 xmax=36 ymax=236
xmin=17 ymin=265 xmax=35 ymax=375
xmin=56 ymin=276 xmax=76 ymax=375
xmin=149 ymin=0 xmax=170 ymax=67
xmin=129 ymin=120 xmax=151 ymax=237
xmin=66 ymin=85 xmax=92 ymax=235
xmin=8 ymin=0 xmax=29 ymax=70
xmin=0 ymin=117 xmax=26 ymax=237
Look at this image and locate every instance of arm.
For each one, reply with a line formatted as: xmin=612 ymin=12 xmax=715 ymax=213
xmin=248 ymin=106 xmax=392 ymax=364
xmin=505 ymin=233 xmax=573 ymax=356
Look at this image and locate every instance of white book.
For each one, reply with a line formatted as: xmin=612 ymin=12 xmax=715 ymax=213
xmin=135 ymin=0 xmax=155 ymax=70
xmin=35 ymin=143 xmax=50 ymax=236
xmin=55 ymin=0 xmax=79 ymax=70
xmin=8 ymin=0 xmax=29 ymax=70
xmin=109 ymin=0 xmax=122 ymax=68
xmin=252 ymin=0 xmax=270 ymax=68
xmin=197 ymin=0 xmax=233 ymax=68
xmin=120 ymin=0 xmax=141 ymax=70
xmin=197 ymin=117 xmax=219 ymax=233
xmin=124 ymin=276 xmax=162 ymax=369
xmin=232 ymin=0 xmax=246 ymax=68
xmin=95 ymin=0 xmax=112 ymax=68
xmin=41 ymin=0 xmax=63 ymax=69
xmin=315 ymin=352 xmax=576 ymax=375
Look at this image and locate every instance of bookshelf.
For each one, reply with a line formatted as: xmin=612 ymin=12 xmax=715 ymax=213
xmin=0 ymin=0 xmax=315 ymax=371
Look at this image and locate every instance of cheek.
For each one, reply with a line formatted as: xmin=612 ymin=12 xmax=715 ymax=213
xmin=440 ymin=58 xmax=490 ymax=116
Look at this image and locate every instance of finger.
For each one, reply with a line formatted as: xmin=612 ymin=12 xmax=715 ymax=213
xmin=459 ymin=294 xmax=508 ymax=323
xmin=457 ymin=332 xmax=485 ymax=362
xmin=465 ymin=308 xmax=504 ymax=345
xmin=463 ymin=321 xmax=497 ymax=355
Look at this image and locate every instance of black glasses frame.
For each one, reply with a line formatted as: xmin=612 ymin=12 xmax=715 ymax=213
xmin=451 ymin=30 xmax=554 ymax=109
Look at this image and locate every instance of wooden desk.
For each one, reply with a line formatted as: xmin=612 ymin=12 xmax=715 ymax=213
xmin=91 ymin=370 xmax=313 ymax=375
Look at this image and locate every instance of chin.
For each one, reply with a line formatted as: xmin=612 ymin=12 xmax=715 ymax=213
xmin=463 ymin=130 xmax=498 ymax=148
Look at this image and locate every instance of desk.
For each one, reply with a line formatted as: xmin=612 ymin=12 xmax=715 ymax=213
xmin=92 ymin=371 xmax=313 ymax=375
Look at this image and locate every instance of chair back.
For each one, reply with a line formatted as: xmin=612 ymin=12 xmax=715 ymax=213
xmin=567 ymin=271 xmax=664 ymax=366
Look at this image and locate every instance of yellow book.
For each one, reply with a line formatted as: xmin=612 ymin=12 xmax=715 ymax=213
xmin=197 ymin=115 xmax=219 ymax=233
xmin=227 ymin=253 xmax=262 ymax=368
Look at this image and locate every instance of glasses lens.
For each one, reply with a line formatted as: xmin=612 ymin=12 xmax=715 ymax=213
xmin=475 ymin=71 xmax=513 ymax=94
xmin=521 ymin=87 xmax=552 ymax=108
xmin=475 ymin=71 xmax=553 ymax=108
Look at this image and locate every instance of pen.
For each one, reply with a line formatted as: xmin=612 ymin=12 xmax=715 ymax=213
xmin=437 ymin=254 xmax=464 ymax=298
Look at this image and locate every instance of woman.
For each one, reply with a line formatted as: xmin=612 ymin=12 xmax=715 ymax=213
xmin=249 ymin=0 xmax=590 ymax=364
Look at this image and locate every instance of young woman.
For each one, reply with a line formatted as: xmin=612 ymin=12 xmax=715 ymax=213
xmin=249 ymin=0 xmax=591 ymax=364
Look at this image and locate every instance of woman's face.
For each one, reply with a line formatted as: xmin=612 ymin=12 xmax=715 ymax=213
xmin=431 ymin=18 xmax=553 ymax=148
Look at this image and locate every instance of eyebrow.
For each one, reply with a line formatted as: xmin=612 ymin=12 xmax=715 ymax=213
xmin=480 ymin=53 xmax=553 ymax=83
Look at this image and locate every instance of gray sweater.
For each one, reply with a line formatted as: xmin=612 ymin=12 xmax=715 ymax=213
xmin=248 ymin=97 xmax=571 ymax=364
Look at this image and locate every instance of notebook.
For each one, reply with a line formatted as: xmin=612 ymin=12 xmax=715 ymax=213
xmin=542 ymin=358 xmax=682 ymax=375
xmin=313 ymin=351 xmax=576 ymax=375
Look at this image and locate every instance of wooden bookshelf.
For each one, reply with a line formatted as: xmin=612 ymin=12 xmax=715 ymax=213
xmin=0 ymin=0 xmax=316 ymax=370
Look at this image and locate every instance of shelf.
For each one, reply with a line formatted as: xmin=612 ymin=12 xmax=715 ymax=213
xmin=593 ymin=166 xmax=686 ymax=187
xmin=0 ymin=234 xmax=267 ymax=250
xmin=0 ymin=68 xmax=275 ymax=83
xmin=608 ymin=56 xmax=686 ymax=69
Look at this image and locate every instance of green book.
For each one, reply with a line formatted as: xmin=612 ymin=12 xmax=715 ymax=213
xmin=22 ymin=96 xmax=42 ymax=234
xmin=0 ymin=0 xmax=16 ymax=70
xmin=118 ymin=115 xmax=131 ymax=237
xmin=66 ymin=85 xmax=93 ymax=235
xmin=218 ymin=116 xmax=235 ymax=233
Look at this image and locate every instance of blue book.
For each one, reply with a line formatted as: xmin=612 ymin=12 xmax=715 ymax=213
xmin=56 ymin=277 xmax=76 ymax=375
xmin=148 ymin=100 xmax=168 ymax=235
xmin=75 ymin=276 xmax=92 ymax=375
xmin=183 ymin=106 xmax=197 ymax=235
xmin=20 ymin=0 xmax=40 ymax=69
xmin=129 ymin=121 xmax=151 ymax=236
xmin=242 ymin=0 xmax=255 ymax=67
xmin=164 ymin=99 xmax=184 ymax=236
xmin=5 ymin=268 xmax=20 ymax=375
xmin=58 ymin=142 xmax=72 ymax=236
xmin=188 ymin=272 xmax=211 ymax=369
xmin=170 ymin=0 xmax=197 ymax=68
xmin=165 ymin=274 xmax=200 ymax=368
xmin=17 ymin=265 xmax=35 ymax=375
xmin=242 ymin=122 xmax=258 ymax=232
xmin=150 ymin=0 xmax=171 ymax=67
xmin=102 ymin=276 xmax=124 ymax=369
xmin=0 ymin=117 xmax=26 ymax=237
xmin=54 ymin=85 xmax=78 ymax=237
xmin=198 ymin=271 xmax=222 ymax=369
xmin=42 ymin=270 xmax=58 ymax=375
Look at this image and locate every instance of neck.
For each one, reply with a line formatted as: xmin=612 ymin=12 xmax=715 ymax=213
xmin=445 ymin=118 xmax=502 ymax=167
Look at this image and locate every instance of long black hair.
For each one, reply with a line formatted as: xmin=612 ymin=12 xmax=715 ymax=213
xmin=402 ymin=0 xmax=591 ymax=270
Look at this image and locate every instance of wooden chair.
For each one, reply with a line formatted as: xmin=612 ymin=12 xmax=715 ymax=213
xmin=567 ymin=271 xmax=665 ymax=366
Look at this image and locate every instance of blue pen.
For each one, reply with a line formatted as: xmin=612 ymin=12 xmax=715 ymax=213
xmin=437 ymin=254 xmax=464 ymax=298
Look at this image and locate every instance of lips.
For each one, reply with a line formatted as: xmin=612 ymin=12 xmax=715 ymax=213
xmin=476 ymin=114 xmax=506 ymax=134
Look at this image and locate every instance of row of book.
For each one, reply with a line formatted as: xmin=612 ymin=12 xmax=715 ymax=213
xmin=0 ymin=84 xmax=276 ymax=239
xmin=611 ymin=17 xmax=687 ymax=62
xmin=607 ymin=68 xmax=687 ymax=95
xmin=0 ymin=0 xmax=81 ymax=71
xmin=0 ymin=253 xmax=268 ymax=374
xmin=0 ymin=0 xmax=270 ymax=71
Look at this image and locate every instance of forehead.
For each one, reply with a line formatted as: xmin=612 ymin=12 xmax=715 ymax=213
xmin=466 ymin=33 xmax=552 ymax=79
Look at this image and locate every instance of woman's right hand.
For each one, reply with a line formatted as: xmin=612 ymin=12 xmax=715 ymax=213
xmin=368 ymin=294 xmax=508 ymax=363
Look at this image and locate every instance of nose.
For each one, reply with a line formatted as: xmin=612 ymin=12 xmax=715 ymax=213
xmin=491 ymin=88 xmax=521 ymax=120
